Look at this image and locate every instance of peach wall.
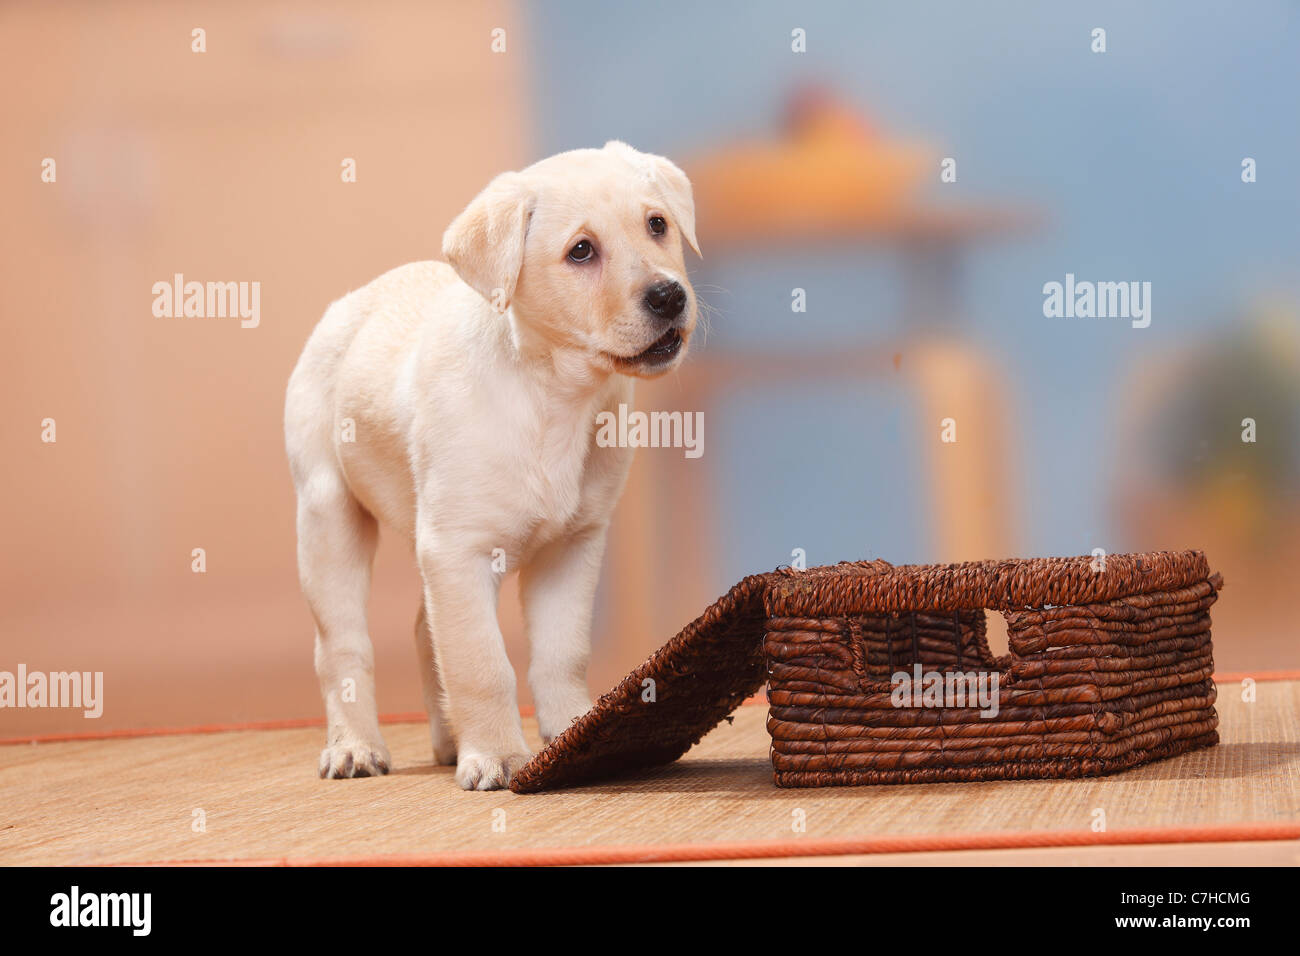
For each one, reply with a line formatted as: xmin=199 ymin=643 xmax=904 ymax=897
xmin=1 ymin=1 xmax=537 ymax=734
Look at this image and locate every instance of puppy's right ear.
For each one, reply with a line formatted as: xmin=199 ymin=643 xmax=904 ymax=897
xmin=442 ymin=171 xmax=533 ymax=313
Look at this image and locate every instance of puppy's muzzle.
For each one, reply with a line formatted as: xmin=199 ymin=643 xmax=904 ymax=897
xmin=642 ymin=280 xmax=687 ymax=322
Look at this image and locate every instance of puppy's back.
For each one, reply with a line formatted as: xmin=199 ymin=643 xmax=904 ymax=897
xmin=285 ymin=261 xmax=476 ymax=532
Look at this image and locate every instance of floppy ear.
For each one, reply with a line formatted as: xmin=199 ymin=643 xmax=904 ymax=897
xmin=604 ymin=140 xmax=701 ymax=258
xmin=441 ymin=171 xmax=534 ymax=312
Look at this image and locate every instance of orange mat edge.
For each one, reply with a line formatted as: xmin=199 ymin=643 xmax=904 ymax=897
xmin=110 ymin=822 xmax=1300 ymax=868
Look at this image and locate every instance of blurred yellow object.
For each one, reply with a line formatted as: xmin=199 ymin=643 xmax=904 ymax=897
xmin=688 ymin=86 xmax=933 ymax=243
xmin=1202 ymin=472 xmax=1266 ymax=541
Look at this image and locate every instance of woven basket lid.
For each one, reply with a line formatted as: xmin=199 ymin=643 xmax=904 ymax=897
xmin=509 ymin=549 xmax=1215 ymax=793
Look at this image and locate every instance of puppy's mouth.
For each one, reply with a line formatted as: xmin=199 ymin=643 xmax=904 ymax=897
xmin=611 ymin=328 xmax=684 ymax=371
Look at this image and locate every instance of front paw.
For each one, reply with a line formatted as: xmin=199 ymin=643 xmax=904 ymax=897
xmin=319 ymin=740 xmax=391 ymax=779
xmin=455 ymin=752 xmax=531 ymax=791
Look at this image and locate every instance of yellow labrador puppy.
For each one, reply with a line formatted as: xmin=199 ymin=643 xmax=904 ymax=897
xmin=285 ymin=141 xmax=699 ymax=790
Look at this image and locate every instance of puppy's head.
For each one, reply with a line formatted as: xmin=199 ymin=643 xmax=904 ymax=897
xmin=442 ymin=141 xmax=701 ymax=378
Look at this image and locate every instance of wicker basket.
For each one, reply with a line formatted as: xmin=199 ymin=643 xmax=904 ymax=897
xmin=510 ymin=550 xmax=1221 ymax=793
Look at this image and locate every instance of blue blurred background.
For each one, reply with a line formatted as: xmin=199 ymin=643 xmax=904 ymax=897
xmin=528 ymin=0 xmax=1299 ymax=572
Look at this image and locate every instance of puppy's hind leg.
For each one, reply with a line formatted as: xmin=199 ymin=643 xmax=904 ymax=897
xmin=414 ymin=601 xmax=457 ymax=766
xmin=296 ymin=471 xmax=390 ymax=778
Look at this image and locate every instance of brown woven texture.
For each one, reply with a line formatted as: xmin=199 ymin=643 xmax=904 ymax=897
xmin=510 ymin=550 xmax=1221 ymax=793
xmin=509 ymin=573 xmax=774 ymax=793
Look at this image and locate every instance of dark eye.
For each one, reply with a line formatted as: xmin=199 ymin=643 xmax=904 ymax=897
xmin=648 ymin=216 xmax=667 ymax=236
xmin=568 ymin=240 xmax=594 ymax=263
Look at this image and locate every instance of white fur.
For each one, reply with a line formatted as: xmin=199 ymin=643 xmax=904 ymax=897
xmin=284 ymin=142 xmax=699 ymax=790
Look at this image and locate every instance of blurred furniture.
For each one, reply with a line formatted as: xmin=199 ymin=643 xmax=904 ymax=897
xmin=606 ymin=88 xmax=1039 ymax=663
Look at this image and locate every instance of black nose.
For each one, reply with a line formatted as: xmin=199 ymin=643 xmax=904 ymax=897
xmin=643 ymin=280 xmax=686 ymax=320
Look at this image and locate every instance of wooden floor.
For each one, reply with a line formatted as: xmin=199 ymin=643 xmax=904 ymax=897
xmin=3 ymin=681 xmax=1298 ymax=866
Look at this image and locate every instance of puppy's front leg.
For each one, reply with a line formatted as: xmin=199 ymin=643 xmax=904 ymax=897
xmin=418 ymin=547 xmax=530 ymax=790
xmin=519 ymin=525 xmax=606 ymax=744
